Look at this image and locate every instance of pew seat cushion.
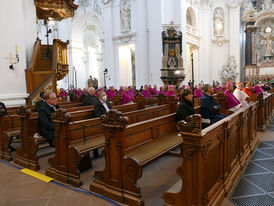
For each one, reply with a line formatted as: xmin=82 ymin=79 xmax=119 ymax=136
xmin=70 ymin=135 xmax=105 ymax=154
xmin=125 ymin=132 xmax=181 ymax=166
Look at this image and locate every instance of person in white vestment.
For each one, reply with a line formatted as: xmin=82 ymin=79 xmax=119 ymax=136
xmin=233 ymin=82 xmax=249 ymax=108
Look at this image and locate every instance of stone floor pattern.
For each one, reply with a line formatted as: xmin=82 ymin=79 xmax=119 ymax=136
xmin=229 ymin=119 xmax=274 ymax=206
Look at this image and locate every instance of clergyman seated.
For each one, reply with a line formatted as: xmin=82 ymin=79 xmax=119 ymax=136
xmin=82 ymin=87 xmax=98 ymax=106
xmin=38 ymin=91 xmax=60 ymax=147
xmin=201 ymin=84 xmax=226 ymax=125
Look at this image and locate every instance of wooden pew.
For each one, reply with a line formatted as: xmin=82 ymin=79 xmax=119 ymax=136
xmin=0 ymin=112 xmax=21 ymax=160
xmin=194 ymin=97 xmax=201 ymax=107
xmin=251 ymin=93 xmax=273 ymax=131
xmin=162 ymin=102 xmax=259 ymax=206
xmin=212 ymin=93 xmax=233 ymax=116
xmin=13 ymin=96 xmax=147 ymax=169
xmin=0 ymin=104 xmax=95 ymax=161
xmin=90 ymin=111 xmax=182 ymax=205
xmin=46 ymin=104 xmax=172 ymax=186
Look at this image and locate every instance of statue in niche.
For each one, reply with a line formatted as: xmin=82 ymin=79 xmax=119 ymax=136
xmin=214 ymin=8 xmax=224 ymax=38
xmin=219 ymin=56 xmax=239 ymax=82
xmin=120 ymin=0 xmax=131 ymax=32
xmin=93 ymin=0 xmax=101 ymax=15
xmin=264 ymin=34 xmax=273 ymax=59
xmin=263 ymin=0 xmax=272 ymax=10
xmin=162 ymin=44 xmax=169 ymax=69
xmin=167 ymin=49 xmax=177 ymax=69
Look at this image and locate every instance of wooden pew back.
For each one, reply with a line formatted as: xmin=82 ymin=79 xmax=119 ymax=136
xmin=162 ymin=102 xmax=259 ymax=206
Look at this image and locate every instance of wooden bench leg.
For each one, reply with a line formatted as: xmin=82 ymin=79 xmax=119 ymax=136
xmin=90 ymin=157 xmax=144 ymax=206
xmin=14 ymin=137 xmax=40 ymax=170
xmin=46 ymin=147 xmax=82 ymax=187
xmin=0 ymin=132 xmax=12 ymax=161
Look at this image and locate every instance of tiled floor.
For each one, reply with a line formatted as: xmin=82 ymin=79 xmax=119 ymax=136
xmin=229 ymin=119 xmax=274 ymax=206
xmin=0 ymin=117 xmax=273 ymax=206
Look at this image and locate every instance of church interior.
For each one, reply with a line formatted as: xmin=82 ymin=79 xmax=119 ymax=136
xmin=0 ymin=0 xmax=274 ymax=206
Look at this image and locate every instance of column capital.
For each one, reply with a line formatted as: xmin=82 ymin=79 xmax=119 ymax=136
xmin=200 ymin=0 xmax=213 ymax=8
xmin=101 ymin=0 xmax=112 ymax=5
xmin=226 ymin=0 xmax=242 ymax=9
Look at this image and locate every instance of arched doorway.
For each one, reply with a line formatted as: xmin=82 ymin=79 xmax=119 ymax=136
xmin=185 ymin=7 xmax=200 ymax=85
xmin=70 ymin=12 xmax=104 ymax=89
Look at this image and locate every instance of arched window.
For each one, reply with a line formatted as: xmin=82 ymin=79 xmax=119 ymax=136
xmin=186 ymin=8 xmax=196 ymax=27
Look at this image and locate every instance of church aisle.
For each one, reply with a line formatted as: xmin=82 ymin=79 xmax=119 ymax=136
xmin=0 ymin=162 xmax=113 ymax=206
xmin=228 ymin=118 xmax=274 ymax=206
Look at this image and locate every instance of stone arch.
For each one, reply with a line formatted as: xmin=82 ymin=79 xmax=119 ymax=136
xmin=70 ymin=12 xmax=104 ymax=89
xmin=186 ymin=7 xmax=196 ymax=27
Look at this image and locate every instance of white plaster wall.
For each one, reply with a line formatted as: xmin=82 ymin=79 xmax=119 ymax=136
xmin=161 ymin=0 xmax=181 ymax=25
xmin=22 ymin=0 xmax=37 ymax=68
xmin=102 ymin=4 xmax=116 ymax=88
xmin=0 ymin=0 xmax=36 ymax=106
xmin=135 ymin=0 xmax=149 ymax=88
xmin=210 ymin=1 xmax=230 ymax=83
xmin=147 ymin=0 xmax=163 ymax=86
xmin=118 ymin=46 xmax=132 ymax=86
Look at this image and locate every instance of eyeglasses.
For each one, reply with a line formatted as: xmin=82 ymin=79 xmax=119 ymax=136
xmin=48 ymin=97 xmax=57 ymax=100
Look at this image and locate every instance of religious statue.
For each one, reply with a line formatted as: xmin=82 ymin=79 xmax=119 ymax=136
xmin=93 ymin=0 xmax=101 ymax=15
xmin=214 ymin=8 xmax=224 ymax=38
xmin=219 ymin=56 xmax=239 ymax=82
xmin=263 ymin=0 xmax=272 ymax=10
xmin=120 ymin=0 xmax=131 ymax=32
xmin=167 ymin=49 xmax=177 ymax=69
xmin=87 ymin=75 xmax=93 ymax=87
xmin=264 ymin=34 xmax=273 ymax=59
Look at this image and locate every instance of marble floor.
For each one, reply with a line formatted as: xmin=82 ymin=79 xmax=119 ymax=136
xmin=0 ymin=118 xmax=273 ymax=206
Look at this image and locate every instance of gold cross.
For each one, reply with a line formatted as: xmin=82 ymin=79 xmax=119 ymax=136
xmin=5 ymin=53 xmax=16 ymax=64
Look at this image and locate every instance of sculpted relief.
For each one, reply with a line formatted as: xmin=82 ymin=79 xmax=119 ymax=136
xmin=214 ymin=7 xmax=224 ymax=38
xmin=212 ymin=7 xmax=228 ymax=46
xmin=256 ymin=19 xmax=274 ymax=65
xmin=120 ymin=0 xmax=131 ymax=32
xmin=219 ymin=56 xmax=239 ymax=82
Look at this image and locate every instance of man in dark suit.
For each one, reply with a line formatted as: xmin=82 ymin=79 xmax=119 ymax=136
xmin=0 ymin=102 xmax=8 ymax=116
xmin=201 ymin=84 xmax=226 ymax=125
xmin=35 ymin=91 xmax=46 ymax=112
xmin=93 ymin=91 xmax=112 ymax=158
xmin=176 ymin=89 xmax=194 ymax=122
xmin=82 ymin=87 xmax=98 ymax=106
xmin=94 ymin=91 xmax=112 ymax=118
xmin=38 ymin=91 xmax=60 ymax=147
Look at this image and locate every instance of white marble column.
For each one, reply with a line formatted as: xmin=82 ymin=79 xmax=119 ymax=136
xmin=102 ymin=3 xmax=115 ymax=88
xmin=227 ymin=1 xmax=241 ymax=82
xmin=199 ymin=1 xmax=213 ymax=84
xmin=0 ymin=0 xmax=36 ymax=106
xmin=135 ymin=0 xmax=149 ymax=88
xmin=147 ymin=0 xmax=163 ymax=86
